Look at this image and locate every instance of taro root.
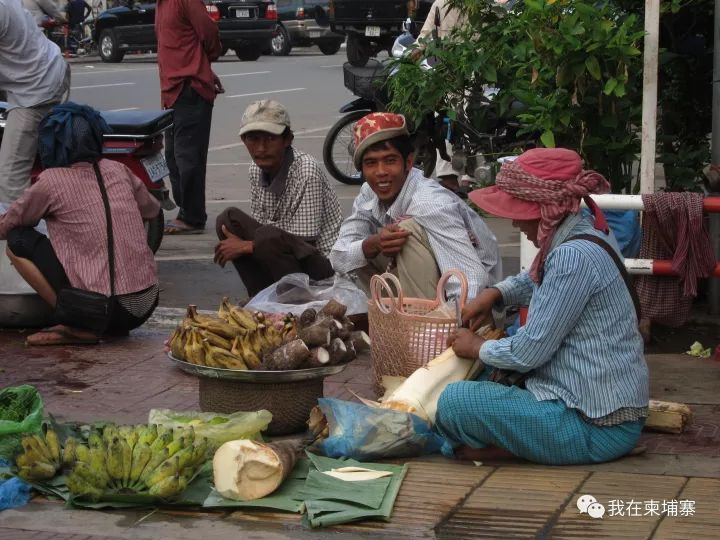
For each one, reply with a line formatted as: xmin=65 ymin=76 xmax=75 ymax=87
xmin=328 ymin=338 xmax=347 ymax=365
xmin=298 ymin=322 xmax=332 ymax=348
xmin=306 ymin=347 xmax=331 ymax=368
xmin=262 ymin=339 xmax=310 ymax=370
xmin=299 ymin=308 xmax=317 ymax=328
xmin=342 ymin=340 xmax=357 ymax=362
xmin=350 ymin=331 xmax=371 ymax=352
xmin=320 ymin=299 xmax=347 ymax=320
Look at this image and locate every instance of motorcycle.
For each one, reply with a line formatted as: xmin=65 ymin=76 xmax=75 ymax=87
xmin=322 ymin=20 xmax=436 ymax=185
xmin=323 ymin=18 xmax=536 ymax=186
xmin=42 ymin=17 xmax=97 ymax=57
xmin=0 ymin=103 xmax=175 ymax=252
xmin=0 ymin=103 xmax=175 ymax=327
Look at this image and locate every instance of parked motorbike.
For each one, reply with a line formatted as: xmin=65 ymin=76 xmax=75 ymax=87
xmin=323 ymin=19 xmax=536 ymax=185
xmin=322 ymin=21 xmax=436 ymax=185
xmin=0 ymin=102 xmax=175 ymax=253
xmin=42 ymin=17 xmax=97 ymax=57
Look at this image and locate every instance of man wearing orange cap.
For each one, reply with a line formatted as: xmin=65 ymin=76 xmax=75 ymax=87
xmin=434 ymin=148 xmax=649 ymax=465
xmin=329 ymin=112 xmax=501 ymax=300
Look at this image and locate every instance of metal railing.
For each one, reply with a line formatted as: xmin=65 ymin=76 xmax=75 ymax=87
xmin=519 ymin=195 xmax=720 ymax=278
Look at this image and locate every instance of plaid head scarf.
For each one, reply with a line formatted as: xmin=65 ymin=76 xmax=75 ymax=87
xmin=495 ymin=148 xmax=611 ymax=282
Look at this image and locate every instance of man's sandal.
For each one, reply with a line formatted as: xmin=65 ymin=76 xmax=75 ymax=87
xmin=164 ymin=221 xmax=205 ymax=235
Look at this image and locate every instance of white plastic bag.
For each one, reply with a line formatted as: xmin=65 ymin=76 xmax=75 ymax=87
xmin=245 ymin=273 xmax=368 ymax=316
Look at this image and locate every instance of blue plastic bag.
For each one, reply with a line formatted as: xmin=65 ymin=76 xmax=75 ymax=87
xmin=315 ymin=398 xmax=446 ymax=461
xmin=0 ymin=460 xmax=31 ymax=511
xmin=583 ymin=209 xmax=641 ymax=257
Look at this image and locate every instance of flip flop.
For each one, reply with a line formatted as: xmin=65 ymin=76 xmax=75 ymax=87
xmin=25 ymin=328 xmax=100 ymax=346
xmin=164 ymin=222 xmax=205 ymax=235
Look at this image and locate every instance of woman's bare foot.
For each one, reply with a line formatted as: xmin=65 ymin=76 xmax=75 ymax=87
xmin=26 ymin=325 xmax=100 ymax=346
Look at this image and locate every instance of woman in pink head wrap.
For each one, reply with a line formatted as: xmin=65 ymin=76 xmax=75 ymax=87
xmin=434 ymin=148 xmax=649 ymax=466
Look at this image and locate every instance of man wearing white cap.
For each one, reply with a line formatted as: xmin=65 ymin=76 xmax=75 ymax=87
xmin=214 ymin=100 xmax=342 ymax=298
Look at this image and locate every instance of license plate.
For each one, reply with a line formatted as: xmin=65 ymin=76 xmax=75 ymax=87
xmin=235 ymin=8 xmax=250 ymax=18
xmin=365 ymin=26 xmax=381 ymax=37
xmin=141 ymin=153 xmax=169 ymax=182
xmin=309 ymin=30 xmax=321 ymax=38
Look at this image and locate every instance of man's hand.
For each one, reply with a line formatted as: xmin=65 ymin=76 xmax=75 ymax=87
xmin=214 ymin=225 xmax=252 ymax=267
xmin=379 ymin=224 xmax=411 ymax=256
xmin=447 ymin=328 xmax=485 ymax=360
xmin=362 ymin=224 xmax=412 ymax=259
xmin=462 ymin=287 xmax=503 ymax=331
xmin=213 ymin=73 xmax=225 ymax=94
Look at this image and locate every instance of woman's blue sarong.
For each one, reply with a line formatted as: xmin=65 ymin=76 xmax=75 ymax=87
xmin=435 ymin=377 xmax=644 ymax=466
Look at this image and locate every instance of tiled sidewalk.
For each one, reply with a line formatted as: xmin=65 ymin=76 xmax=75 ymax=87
xmin=1 ymin=327 xmax=719 ymax=538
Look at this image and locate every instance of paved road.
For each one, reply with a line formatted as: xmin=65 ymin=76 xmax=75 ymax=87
xmin=69 ymin=50 xmax=519 ymax=310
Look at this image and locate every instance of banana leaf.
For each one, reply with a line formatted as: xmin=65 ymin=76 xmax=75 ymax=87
xmin=28 ymin=475 xmax=70 ymax=501
xmin=201 ymin=457 xmax=310 ymax=512
xmin=202 ymin=452 xmax=408 ymax=528
xmin=297 ymin=470 xmax=391 ymax=510
xmin=202 ymin=480 xmax=306 ymax=513
xmin=302 ymin=463 xmax=408 ymax=528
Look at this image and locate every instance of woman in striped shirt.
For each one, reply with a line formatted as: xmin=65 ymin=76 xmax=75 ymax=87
xmin=436 ymin=148 xmax=649 ymax=465
xmin=0 ymin=103 xmax=160 ymax=345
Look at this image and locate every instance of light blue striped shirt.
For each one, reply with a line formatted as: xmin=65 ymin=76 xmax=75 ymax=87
xmin=480 ymin=213 xmax=649 ymax=419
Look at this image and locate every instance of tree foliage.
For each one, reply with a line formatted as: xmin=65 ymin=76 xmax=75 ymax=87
xmin=387 ymin=0 xmax=710 ymax=193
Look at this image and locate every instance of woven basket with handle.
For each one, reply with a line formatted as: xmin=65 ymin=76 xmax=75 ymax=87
xmin=368 ymin=269 xmax=468 ymax=397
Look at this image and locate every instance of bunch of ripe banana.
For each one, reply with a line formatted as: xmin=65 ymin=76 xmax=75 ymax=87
xmin=168 ymin=301 xmax=296 ymax=370
xmin=64 ymin=424 xmax=209 ymax=500
xmin=15 ymin=429 xmax=69 ymax=482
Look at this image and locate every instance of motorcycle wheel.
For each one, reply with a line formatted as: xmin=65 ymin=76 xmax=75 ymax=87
xmin=145 ymin=209 xmax=164 ymax=254
xmin=323 ymin=110 xmax=369 ymax=185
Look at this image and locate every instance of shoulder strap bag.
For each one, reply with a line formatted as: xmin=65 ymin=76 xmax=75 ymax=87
xmin=54 ymin=161 xmax=116 ymax=334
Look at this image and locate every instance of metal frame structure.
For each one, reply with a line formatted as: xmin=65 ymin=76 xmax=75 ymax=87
xmin=519 ymin=195 xmax=720 ymax=277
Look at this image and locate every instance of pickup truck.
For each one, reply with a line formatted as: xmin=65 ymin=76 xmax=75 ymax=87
xmin=94 ymin=1 xmax=277 ymax=63
xmin=271 ymin=0 xmax=344 ymax=56
xmin=322 ymin=0 xmax=433 ymax=66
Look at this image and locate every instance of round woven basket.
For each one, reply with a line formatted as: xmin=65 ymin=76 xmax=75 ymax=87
xmin=199 ymin=377 xmax=323 ymax=436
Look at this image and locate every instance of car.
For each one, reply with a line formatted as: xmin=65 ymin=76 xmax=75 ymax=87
xmin=270 ymin=0 xmax=344 ymax=56
xmin=94 ymin=1 xmax=278 ymax=63
xmin=324 ymin=0 xmax=433 ymax=66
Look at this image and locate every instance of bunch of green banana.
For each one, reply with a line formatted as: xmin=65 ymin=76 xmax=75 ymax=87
xmin=15 ymin=429 xmax=65 ymax=481
xmin=65 ymin=424 xmax=210 ymax=501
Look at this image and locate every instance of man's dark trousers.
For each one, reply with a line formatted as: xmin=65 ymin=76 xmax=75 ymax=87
xmin=216 ymin=208 xmax=334 ymax=298
xmin=166 ymin=82 xmax=213 ymax=228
